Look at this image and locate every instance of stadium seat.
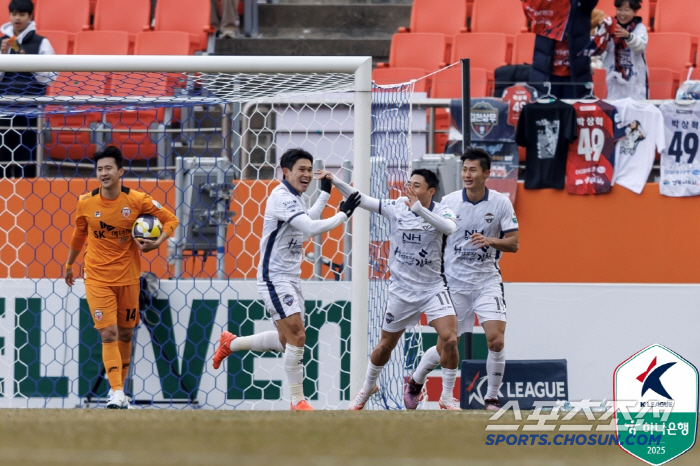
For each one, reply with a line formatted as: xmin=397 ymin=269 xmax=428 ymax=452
xmin=595 ymin=0 xmax=651 ymax=28
xmin=153 ymin=0 xmax=215 ymax=54
xmin=398 ymin=0 xmax=467 ymax=43
xmin=93 ymin=0 xmax=152 ymax=54
xmin=372 ymin=67 xmax=430 ymax=93
xmin=134 ymin=31 xmax=191 ymax=55
xmin=648 ymin=67 xmax=679 ymax=100
xmin=470 ymin=0 xmax=528 ymax=35
xmin=513 ymin=32 xmax=535 ymax=65
xmin=451 ymin=33 xmax=509 ymax=70
xmin=591 ymin=68 xmax=607 ymax=99
xmin=33 ymin=0 xmax=90 ymax=53
xmin=381 ymin=33 xmax=448 ymax=72
xmin=39 ymin=30 xmax=69 ymax=55
xmin=654 ymin=0 xmax=700 ymax=37
xmin=73 ymin=31 xmax=130 ymax=56
xmin=432 ymin=66 xmax=491 ymax=98
xmin=645 ymin=33 xmax=696 ymax=76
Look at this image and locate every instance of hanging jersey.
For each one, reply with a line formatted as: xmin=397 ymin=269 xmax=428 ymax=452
xmin=502 ymin=83 xmax=538 ymax=128
xmin=566 ymin=100 xmax=625 ymax=194
xmin=470 ymin=98 xmax=515 ymax=142
xmin=379 ymin=197 xmax=456 ymax=291
xmin=441 ymin=188 xmax=518 ymax=291
xmin=659 ymin=100 xmax=700 ymax=197
xmin=257 ymin=180 xmax=312 ymax=282
xmin=612 ymin=98 xmax=666 ymax=194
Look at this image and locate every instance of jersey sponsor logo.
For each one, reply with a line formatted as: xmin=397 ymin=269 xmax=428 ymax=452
xmin=620 ymin=120 xmax=646 ymax=156
xmin=283 ymin=294 xmax=294 ymax=306
xmin=442 ymin=210 xmax=454 ymax=218
xmin=100 ymin=221 xmax=115 ymax=232
xmin=385 ymin=312 xmax=395 ymax=324
xmin=471 ymin=101 xmax=499 ymax=138
xmin=286 ymin=238 xmax=303 ymax=256
xmin=512 ymin=213 xmax=518 ymax=224
xmin=94 ymin=310 xmax=103 ymax=321
xmin=453 ymin=245 xmax=493 ymax=263
xmin=94 ymin=211 xmax=101 ymax=217
xmin=121 ymin=207 xmax=131 ymax=218
xmin=282 ymin=199 xmax=300 ymax=211
xmin=152 ymin=200 xmax=162 ymax=209
xmin=484 ymin=213 xmax=495 ymax=224
xmin=402 ymin=233 xmax=421 ymax=244
xmin=464 ymin=229 xmax=485 ymax=240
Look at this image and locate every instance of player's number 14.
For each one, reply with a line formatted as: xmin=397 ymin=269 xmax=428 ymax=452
xmin=577 ymin=127 xmax=605 ymax=162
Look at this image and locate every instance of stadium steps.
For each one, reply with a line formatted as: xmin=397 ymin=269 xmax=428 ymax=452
xmin=215 ymin=1 xmax=412 ymax=64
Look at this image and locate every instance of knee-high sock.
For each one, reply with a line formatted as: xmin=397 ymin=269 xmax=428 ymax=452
xmin=231 ymin=331 xmax=284 ymax=352
xmin=102 ymin=341 xmax=123 ymax=391
xmin=412 ymin=346 xmax=441 ymax=384
xmin=486 ymin=349 xmax=506 ymax=399
xmin=117 ymin=340 xmax=131 ymax=385
xmin=362 ymin=362 xmax=384 ymax=394
xmin=284 ymin=344 xmax=305 ymax=404
xmin=441 ymin=368 xmax=458 ymax=400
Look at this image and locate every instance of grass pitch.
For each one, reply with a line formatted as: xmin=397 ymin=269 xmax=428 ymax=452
xmin=0 ymin=409 xmax=697 ymax=466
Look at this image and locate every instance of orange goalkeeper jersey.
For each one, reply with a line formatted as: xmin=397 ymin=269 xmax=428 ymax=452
xmin=70 ymin=186 xmax=179 ymax=285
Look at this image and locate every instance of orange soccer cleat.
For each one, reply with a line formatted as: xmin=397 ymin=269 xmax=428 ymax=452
xmin=290 ymin=400 xmax=315 ymax=411
xmin=212 ymin=331 xmax=236 ymax=369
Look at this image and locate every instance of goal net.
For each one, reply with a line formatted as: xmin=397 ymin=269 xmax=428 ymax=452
xmin=0 ymin=55 xmax=415 ymax=410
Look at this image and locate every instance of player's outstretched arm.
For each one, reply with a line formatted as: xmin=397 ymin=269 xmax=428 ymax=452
xmin=314 ymin=170 xmax=381 ymax=214
xmin=288 ymin=196 xmax=356 ymax=237
xmin=404 ymin=185 xmax=457 ymax=235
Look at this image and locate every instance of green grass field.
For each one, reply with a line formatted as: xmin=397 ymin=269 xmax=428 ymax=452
xmin=0 ymin=409 xmax=697 ymax=466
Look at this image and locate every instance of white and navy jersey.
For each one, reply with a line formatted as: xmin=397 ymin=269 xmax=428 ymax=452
xmin=660 ymin=100 xmax=700 ymax=197
xmin=442 ymin=188 xmax=518 ymax=291
xmin=381 ymin=197 xmax=456 ymax=291
xmin=256 ymin=180 xmax=311 ymax=282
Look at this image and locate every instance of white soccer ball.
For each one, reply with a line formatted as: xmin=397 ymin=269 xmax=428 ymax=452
xmin=132 ymin=214 xmax=163 ymax=240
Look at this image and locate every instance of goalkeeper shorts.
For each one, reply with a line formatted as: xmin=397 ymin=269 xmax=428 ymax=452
xmin=85 ymin=283 xmax=140 ymax=329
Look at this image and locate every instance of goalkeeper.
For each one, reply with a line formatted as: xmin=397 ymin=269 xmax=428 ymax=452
xmin=64 ymin=146 xmax=178 ymax=409
xmin=212 ymin=148 xmax=360 ymax=411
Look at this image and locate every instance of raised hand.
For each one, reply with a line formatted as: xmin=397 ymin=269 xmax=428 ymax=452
xmin=313 ymin=170 xmax=333 ymax=193
xmin=404 ymin=184 xmax=419 ymax=208
xmin=339 ymin=191 xmax=362 ymax=218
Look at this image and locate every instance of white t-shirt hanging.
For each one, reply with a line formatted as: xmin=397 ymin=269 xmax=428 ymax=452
xmin=611 ymin=98 xmax=666 ymax=194
xmin=659 ymin=100 xmax=700 ymax=197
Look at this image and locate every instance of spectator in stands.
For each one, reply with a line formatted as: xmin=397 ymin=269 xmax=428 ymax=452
xmin=0 ymin=0 xmax=55 ymax=178
xmin=211 ymin=0 xmax=240 ymax=38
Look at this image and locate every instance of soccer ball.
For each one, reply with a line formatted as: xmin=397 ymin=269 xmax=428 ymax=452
xmin=132 ymin=214 xmax=163 ymax=241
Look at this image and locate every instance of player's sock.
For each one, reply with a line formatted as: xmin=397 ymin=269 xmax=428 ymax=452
xmin=117 ymin=340 xmax=131 ymax=385
xmin=486 ymin=349 xmax=506 ymax=399
xmin=412 ymin=346 xmax=440 ymax=384
xmin=284 ymin=344 xmax=305 ymax=405
xmin=362 ymin=362 xmax=384 ymax=394
xmin=441 ymin=367 xmax=458 ymax=400
xmin=102 ymin=341 xmax=123 ymax=391
xmin=231 ymin=331 xmax=284 ymax=352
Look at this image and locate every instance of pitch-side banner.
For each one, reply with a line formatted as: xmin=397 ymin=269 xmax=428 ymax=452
xmin=461 ymin=359 xmax=568 ymax=410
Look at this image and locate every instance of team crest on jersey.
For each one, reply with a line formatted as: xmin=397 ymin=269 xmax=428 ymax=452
xmin=471 ymin=101 xmax=498 ymax=138
xmin=385 ymin=312 xmax=395 ymax=324
xmin=94 ymin=310 xmax=103 ymax=321
xmin=422 ymin=222 xmax=431 ymax=230
xmin=283 ymin=294 xmax=294 ymax=306
xmin=484 ymin=213 xmax=495 ymax=224
xmin=94 ymin=212 xmax=101 ymax=217
xmin=121 ymin=207 xmax=131 ymax=218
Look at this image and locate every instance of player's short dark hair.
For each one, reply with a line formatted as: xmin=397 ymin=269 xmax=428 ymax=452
xmin=279 ymin=148 xmax=313 ymax=180
xmin=9 ymin=0 xmax=34 ymax=14
xmin=410 ymin=168 xmax=440 ymax=191
xmin=615 ymin=0 xmax=642 ymax=11
xmin=93 ymin=145 xmax=124 ymax=169
xmin=461 ymin=146 xmax=492 ymax=172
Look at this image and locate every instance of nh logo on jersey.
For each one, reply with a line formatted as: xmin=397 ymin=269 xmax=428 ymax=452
xmin=121 ymin=207 xmax=131 ymax=218
xmin=614 ymin=344 xmax=698 ymax=465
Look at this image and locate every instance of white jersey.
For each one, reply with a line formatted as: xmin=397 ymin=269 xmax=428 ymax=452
xmin=380 ymin=197 xmax=456 ymax=291
xmin=659 ymin=100 xmax=700 ymax=197
xmin=611 ymin=98 xmax=666 ymax=194
xmin=256 ymin=180 xmax=316 ymax=282
xmin=442 ymin=188 xmax=518 ymax=291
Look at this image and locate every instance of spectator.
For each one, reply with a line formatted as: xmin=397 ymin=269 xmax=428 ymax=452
xmin=211 ymin=0 xmax=240 ymax=38
xmin=0 ymin=0 xmax=55 ymax=178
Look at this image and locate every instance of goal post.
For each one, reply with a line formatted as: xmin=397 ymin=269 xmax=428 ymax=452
xmin=0 ymin=54 xmax=375 ymax=409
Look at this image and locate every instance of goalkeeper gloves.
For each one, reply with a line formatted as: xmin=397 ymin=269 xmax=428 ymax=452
xmin=339 ymin=191 xmax=361 ymax=218
xmin=320 ymin=177 xmax=332 ymax=194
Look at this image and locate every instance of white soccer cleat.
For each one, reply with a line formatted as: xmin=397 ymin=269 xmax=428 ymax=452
xmin=348 ymin=385 xmax=379 ymax=410
xmin=106 ymin=389 xmax=128 ymax=409
xmin=438 ymin=397 xmax=461 ymax=410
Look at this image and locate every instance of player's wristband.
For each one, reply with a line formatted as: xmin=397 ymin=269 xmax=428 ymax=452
xmin=65 ymin=263 xmax=73 ymax=269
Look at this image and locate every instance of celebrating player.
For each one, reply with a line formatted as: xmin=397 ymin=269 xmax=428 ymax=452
xmin=212 ymin=148 xmax=360 ymax=411
xmin=405 ymin=147 xmax=519 ymax=411
xmin=320 ymin=168 xmax=460 ymax=410
xmin=64 ymin=146 xmax=179 ymax=409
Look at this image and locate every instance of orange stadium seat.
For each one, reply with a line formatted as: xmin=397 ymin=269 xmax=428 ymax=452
xmin=39 ymin=30 xmax=69 ymax=55
xmin=591 ymin=68 xmax=607 ymax=99
xmin=654 ymin=0 xmax=700 ymax=37
xmin=93 ymin=0 xmax=152 ymax=54
xmin=73 ymin=31 xmax=130 ymax=56
xmin=513 ymin=32 xmax=535 ymax=64
xmin=595 ymin=0 xmax=651 ymax=28
xmin=398 ymin=0 xmax=467 ymax=40
xmin=33 ymin=0 xmax=90 ymax=53
xmin=470 ymin=0 xmax=528 ymax=34
xmin=648 ymin=67 xmax=679 ymax=100
xmin=451 ymin=33 xmax=509 ymax=70
xmin=645 ymin=33 xmax=696 ymax=75
xmin=134 ymin=31 xmax=191 ymax=55
xmin=382 ymin=33 xmax=448 ymax=72
xmin=153 ymin=0 xmax=215 ymax=54
xmin=372 ymin=67 xmax=430 ymax=93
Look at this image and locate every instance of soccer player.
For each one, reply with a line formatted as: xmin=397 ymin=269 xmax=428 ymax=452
xmin=64 ymin=146 xmax=179 ymax=409
xmin=320 ymin=168 xmax=460 ymax=410
xmin=405 ymin=147 xmax=519 ymax=411
xmin=212 ymin=148 xmax=360 ymax=411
